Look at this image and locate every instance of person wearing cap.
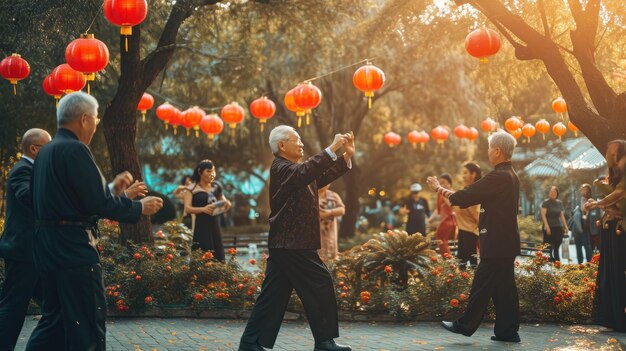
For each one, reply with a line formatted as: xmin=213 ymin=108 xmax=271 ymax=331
xmin=400 ymin=183 xmax=430 ymax=236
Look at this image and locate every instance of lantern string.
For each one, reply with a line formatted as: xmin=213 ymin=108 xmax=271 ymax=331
xmin=84 ymin=2 xmax=104 ymax=34
xmin=301 ymin=57 xmax=378 ymax=83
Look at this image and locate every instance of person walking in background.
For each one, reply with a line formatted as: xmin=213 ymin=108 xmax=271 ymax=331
xmin=453 ymin=163 xmax=481 ymax=269
xmin=183 ymin=160 xmax=231 ymax=261
xmin=541 ymin=186 xmax=569 ymax=262
xmin=318 ymin=184 xmax=345 ymax=260
xmin=25 ymin=92 xmax=163 ymax=351
xmin=399 ymin=183 xmax=430 ymax=236
xmin=429 ymin=173 xmax=457 ymax=256
xmin=173 ymin=174 xmax=193 ymax=229
xmin=570 ymin=183 xmax=599 ymax=263
xmin=0 ymin=128 xmax=51 ymax=351
xmin=427 ymin=131 xmax=521 ymax=343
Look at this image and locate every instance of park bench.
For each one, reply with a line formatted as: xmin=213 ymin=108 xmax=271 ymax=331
xmin=434 ymin=240 xmax=550 ymax=258
xmin=222 ymin=231 xmax=268 ymax=255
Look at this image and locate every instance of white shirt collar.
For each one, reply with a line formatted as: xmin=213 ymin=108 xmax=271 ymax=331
xmin=22 ymin=155 xmax=34 ymax=164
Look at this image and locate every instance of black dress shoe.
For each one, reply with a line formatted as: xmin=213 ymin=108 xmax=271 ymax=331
xmin=441 ymin=321 xmax=472 ymax=337
xmin=238 ymin=341 xmax=267 ymax=351
xmin=491 ymin=334 xmax=521 ymax=343
xmin=314 ymin=339 xmax=352 ymax=351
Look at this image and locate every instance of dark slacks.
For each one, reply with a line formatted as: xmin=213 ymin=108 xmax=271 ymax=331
xmin=544 ymin=227 xmax=564 ymax=261
xmin=573 ymin=231 xmax=592 ymax=264
xmin=0 ymin=259 xmax=42 ymax=351
xmin=457 ymin=230 xmax=478 ymax=269
xmin=454 ymin=258 xmax=520 ymax=339
xmin=241 ymin=249 xmax=339 ymax=348
xmin=25 ymin=263 xmax=106 ymax=351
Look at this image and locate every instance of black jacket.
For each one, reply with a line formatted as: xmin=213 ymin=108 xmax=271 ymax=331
xmin=0 ymin=158 xmax=35 ymax=262
xmin=268 ymin=151 xmax=350 ymax=250
xmin=32 ymin=128 xmax=142 ymax=272
xmin=449 ymin=161 xmax=521 ymax=259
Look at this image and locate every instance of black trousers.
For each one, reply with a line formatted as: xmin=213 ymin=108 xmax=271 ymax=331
xmin=454 ymin=258 xmax=520 ymax=339
xmin=544 ymin=227 xmax=564 ymax=261
xmin=240 ymin=249 xmax=339 ymax=348
xmin=0 ymin=259 xmax=42 ymax=351
xmin=573 ymin=231 xmax=592 ymax=264
xmin=25 ymin=263 xmax=106 ymax=351
xmin=457 ymin=230 xmax=478 ymax=269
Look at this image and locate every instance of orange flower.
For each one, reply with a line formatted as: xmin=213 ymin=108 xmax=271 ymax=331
xmin=553 ymin=261 xmax=561 ymax=268
xmin=227 ymin=248 xmax=237 ymax=255
xmin=384 ymin=265 xmax=392 ymax=274
xmin=165 ymin=265 xmax=172 ymax=272
xmin=135 ymin=275 xmax=142 ymax=281
xmin=238 ymin=284 xmax=244 ymax=290
xmin=338 ymin=281 xmax=345 ymax=287
xmin=591 ymin=253 xmax=600 ymax=264
xmin=194 ymin=293 xmax=204 ymax=301
xmin=459 ymin=294 xmax=467 ymax=301
xmin=430 ymin=256 xmax=438 ymax=263
xmin=460 ymin=272 xmax=470 ymax=280
xmin=133 ymin=253 xmax=142 ymax=260
xmin=144 ymin=296 xmax=153 ymax=303
xmin=450 ymin=299 xmax=459 ymax=307
xmin=249 ymin=259 xmax=257 ymax=265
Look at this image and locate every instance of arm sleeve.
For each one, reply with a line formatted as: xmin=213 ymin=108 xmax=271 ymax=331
xmin=424 ymin=199 xmax=431 ymax=217
xmin=65 ymin=144 xmax=142 ymax=223
xmin=277 ymin=151 xmax=336 ymax=191
xmin=9 ymin=165 xmax=33 ymax=209
xmin=448 ymin=171 xmax=509 ymax=208
xmin=316 ymin=157 xmax=350 ymax=189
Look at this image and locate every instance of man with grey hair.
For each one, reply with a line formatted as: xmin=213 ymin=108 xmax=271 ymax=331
xmin=426 ymin=131 xmax=521 ymax=343
xmin=0 ymin=128 xmax=51 ymax=350
xmin=25 ymin=92 xmax=163 ymax=351
xmin=239 ymin=125 xmax=354 ymax=351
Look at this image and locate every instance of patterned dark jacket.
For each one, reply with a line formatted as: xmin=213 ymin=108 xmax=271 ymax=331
xmin=268 ymin=151 xmax=350 ymax=250
xmin=449 ymin=161 xmax=521 ymax=259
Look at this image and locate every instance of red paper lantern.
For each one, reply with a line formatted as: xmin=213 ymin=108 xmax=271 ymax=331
xmin=42 ymin=75 xmax=63 ymax=107
xmin=136 ymin=93 xmax=154 ymax=123
xmin=200 ymin=114 xmax=224 ymax=146
xmin=104 ymin=0 xmax=148 ymax=51
xmin=510 ymin=128 xmax=522 ymax=140
xmin=182 ymin=106 xmax=205 ymax=137
xmin=156 ymin=102 xmax=175 ymax=129
xmin=65 ymin=34 xmax=109 ymax=93
xmin=383 ymin=132 xmax=401 ymax=148
xmin=0 ymin=53 xmax=30 ymax=95
xmin=407 ymin=130 xmax=420 ymax=149
xmin=50 ymin=64 xmax=86 ymax=94
xmin=504 ymin=116 xmax=523 ymax=133
xmin=454 ymin=124 xmax=470 ymax=139
xmin=465 ymin=28 xmax=501 ymax=63
xmin=552 ymin=97 xmax=567 ymax=113
xmin=353 ymin=64 xmax=385 ymax=109
xmin=521 ymin=123 xmax=536 ymax=142
xmin=431 ymin=126 xmax=450 ymax=144
xmin=221 ymin=102 xmax=245 ymax=139
xmin=552 ymin=122 xmax=567 ymax=141
xmin=567 ymin=121 xmax=579 ymax=137
xmin=467 ymin=127 xmax=479 ymax=142
xmin=284 ymin=88 xmax=305 ymax=127
xmin=418 ymin=131 xmax=430 ymax=149
xmin=168 ymin=107 xmax=183 ymax=135
xmin=535 ymin=119 xmax=550 ymax=140
xmin=250 ymin=96 xmax=276 ymax=132
xmin=480 ymin=117 xmax=497 ymax=133
xmin=293 ymin=82 xmax=322 ymax=125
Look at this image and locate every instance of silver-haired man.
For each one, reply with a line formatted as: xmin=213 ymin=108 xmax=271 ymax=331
xmin=426 ymin=131 xmax=521 ymax=343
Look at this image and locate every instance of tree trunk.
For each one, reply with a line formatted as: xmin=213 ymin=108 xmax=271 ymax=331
xmin=339 ymin=162 xmax=361 ymax=238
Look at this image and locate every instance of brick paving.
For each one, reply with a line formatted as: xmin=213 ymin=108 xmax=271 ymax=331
xmin=14 ymin=317 xmax=626 ymax=350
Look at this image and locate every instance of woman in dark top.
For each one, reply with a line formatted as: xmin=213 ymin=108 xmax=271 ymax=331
xmin=183 ymin=160 xmax=231 ymax=261
xmin=541 ymin=185 xmax=569 ymax=262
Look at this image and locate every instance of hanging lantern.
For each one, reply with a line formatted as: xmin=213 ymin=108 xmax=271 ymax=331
xmin=42 ymin=75 xmax=63 ymax=107
xmin=65 ymin=34 xmax=109 ymax=94
xmin=383 ymin=132 xmax=401 ymax=148
xmin=454 ymin=124 xmax=470 ymax=139
xmin=250 ymin=96 xmax=276 ymax=132
xmin=168 ymin=107 xmax=183 ymax=135
xmin=521 ymin=123 xmax=536 ymax=142
xmin=467 ymin=127 xmax=479 ymax=142
xmin=552 ymin=97 xmax=567 ymax=113
xmin=535 ymin=119 xmax=550 ymax=140
xmin=418 ymin=131 xmax=430 ymax=150
xmin=465 ymin=28 xmax=501 ymax=63
xmin=353 ymin=63 xmax=385 ymax=109
xmin=50 ymin=64 xmax=86 ymax=94
xmin=136 ymin=93 xmax=154 ymax=123
xmin=567 ymin=121 xmax=579 ymax=137
xmin=407 ymin=130 xmax=420 ymax=149
xmin=200 ymin=114 xmax=224 ymax=146
xmin=0 ymin=53 xmax=30 ymax=95
xmin=284 ymin=88 xmax=305 ymax=127
xmin=552 ymin=122 xmax=567 ymax=141
xmin=504 ymin=116 xmax=523 ymax=133
xmin=480 ymin=117 xmax=497 ymax=133
xmin=182 ymin=106 xmax=205 ymax=137
xmin=510 ymin=128 xmax=522 ymax=140
xmin=431 ymin=126 xmax=450 ymax=144
xmin=156 ymin=102 xmax=175 ymax=130
xmin=293 ymin=82 xmax=322 ymax=126
xmin=221 ymin=102 xmax=245 ymax=140
xmin=103 ymin=0 xmax=148 ymax=52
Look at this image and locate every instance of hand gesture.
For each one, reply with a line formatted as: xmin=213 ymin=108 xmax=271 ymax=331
xmin=112 ymin=171 xmax=133 ymax=196
xmin=344 ymin=132 xmax=356 ymax=156
xmin=319 ymin=208 xmax=332 ymax=219
xmin=426 ymin=176 xmax=440 ymax=192
xmin=545 ymin=227 xmax=552 ymax=236
xmin=204 ymin=204 xmax=216 ymax=215
xmin=224 ymin=200 xmax=232 ymax=212
xmin=140 ymin=196 xmax=163 ymax=216
xmin=329 ymin=133 xmax=349 ymax=153
xmin=125 ymin=180 xmax=148 ymax=199
xmin=583 ymin=199 xmax=596 ymax=212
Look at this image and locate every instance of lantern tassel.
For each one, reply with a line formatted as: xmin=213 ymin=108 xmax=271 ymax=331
xmin=125 ymin=36 xmax=128 ymax=52
xmin=298 ymin=116 xmax=302 ymax=128
xmin=164 ymin=121 xmax=169 ymax=130
xmin=542 ymin=134 xmax=545 ymax=141
xmin=195 ymin=130 xmax=199 ymax=138
xmin=368 ymin=96 xmax=372 ymax=109
xmin=260 ymin=123 xmax=265 ymax=133
xmin=87 ymin=81 xmax=91 ymax=95
xmin=420 ymin=143 xmax=425 ymax=151
xmin=141 ymin=112 xmax=146 ymax=123
xmin=173 ymin=127 xmax=177 ymax=135
xmin=186 ymin=128 xmax=190 ymax=137
xmin=306 ymin=114 xmax=310 ymax=126
xmin=55 ymin=98 xmax=59 ymax=108
xmin=12 ymin=84 xmax=16 ymax=95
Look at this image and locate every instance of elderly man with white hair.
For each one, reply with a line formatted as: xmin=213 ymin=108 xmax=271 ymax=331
xmin=239 ymin=125 xmax=354 ymax=351
xmin=426 ymin=131 xmax=521 ymax=343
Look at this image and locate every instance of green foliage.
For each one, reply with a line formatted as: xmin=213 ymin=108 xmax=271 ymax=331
xmin=518 ymin=215 xmax=543 ymax=242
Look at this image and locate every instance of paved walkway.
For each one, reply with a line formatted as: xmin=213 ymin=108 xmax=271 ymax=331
xmin=15 ymin=318 xmax=626 ymax=350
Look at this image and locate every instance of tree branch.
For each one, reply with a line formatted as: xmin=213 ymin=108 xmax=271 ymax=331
xmin=537 ymin=0 xmax=551 ymax=38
